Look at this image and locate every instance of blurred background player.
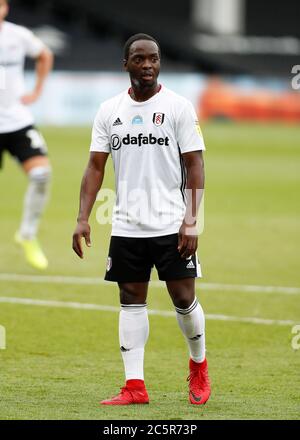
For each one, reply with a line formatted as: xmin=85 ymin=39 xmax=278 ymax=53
xmin=0 ymin=0 xmax=53 ymax=269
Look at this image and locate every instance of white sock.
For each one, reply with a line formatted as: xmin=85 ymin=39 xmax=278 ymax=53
xmin=19 ymin=166 xmax=51 ymax=239
xmin=175 ymin=297 xmax=206 ymax=363
xmin=119 ymin=304 xmax=149 ymax=381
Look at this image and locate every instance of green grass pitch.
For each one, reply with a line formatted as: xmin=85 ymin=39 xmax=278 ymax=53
xmin=0 ymin=123 xmax=299 ymax=420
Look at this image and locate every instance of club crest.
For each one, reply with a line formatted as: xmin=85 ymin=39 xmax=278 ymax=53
xmin=106 ymin=257 xmax=112 ymax=272
xmin=153 ymin=112 xmax=165 ymax=126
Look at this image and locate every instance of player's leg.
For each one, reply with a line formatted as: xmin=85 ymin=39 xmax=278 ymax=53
xmin=166 ymin=277 xmax=206 ymax=364
xmin=101 ymin=237 xmax=151 ymax=405
xmin=101 ymin=282 xmax=150 ymax=405
xmin=20 ymin=155 xmax=51 ymax=240
xmin=166 ymin=277 xmax=210 ymax=405
xmin=152 ymin=234 xmax=210 ymax=405
xmin=9 ymin=126 xmax=51 ymax=269
xmin=118 ymin=281 xmax=149 ymax=382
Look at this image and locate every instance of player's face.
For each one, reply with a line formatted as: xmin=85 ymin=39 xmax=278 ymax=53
xmin=0 ymin=0 xmax=9 ymax=22
xmin=124 ymin=40 xmax=160 ymax=88
xmin=0 ymin=0 xmax=8 ymax=22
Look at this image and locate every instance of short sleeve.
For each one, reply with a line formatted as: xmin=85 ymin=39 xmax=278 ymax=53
xmin=176 ymin=101 xmax=206 ymax=154
xmin=21 ymin=27 xmax=45 ymax=58
xmin=90 ymin=106 xmax=110 ymax=153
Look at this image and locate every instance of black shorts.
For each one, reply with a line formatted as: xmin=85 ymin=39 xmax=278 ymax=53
xmin=104 ymin=233 xmax=202 ymax=283
xmin=0 ymin=125 xmax=48 ymax=168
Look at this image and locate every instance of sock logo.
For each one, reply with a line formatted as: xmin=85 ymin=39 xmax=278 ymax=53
xmin=189 ymin=334 xmax=203 ymax=341
xmin=120 ymin=346 xmax=130 ymax=352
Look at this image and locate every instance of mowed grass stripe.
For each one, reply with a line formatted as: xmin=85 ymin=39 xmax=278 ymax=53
xmin=0 ymin=296 xmax=297 ymax=326
xmin=0 ymin=273 xmax=299 ymax=295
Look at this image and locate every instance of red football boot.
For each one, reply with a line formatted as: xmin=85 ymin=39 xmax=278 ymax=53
xmin=187 ymin=358 xmax=211 ymax=405
xmin=100 ymin=379 xmax=149 ymax=405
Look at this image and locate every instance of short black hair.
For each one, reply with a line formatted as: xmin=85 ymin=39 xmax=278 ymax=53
xmin=123 ymin=33 xmax=160 ymax=61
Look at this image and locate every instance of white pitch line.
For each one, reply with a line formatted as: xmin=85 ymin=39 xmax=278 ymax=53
xmin=0 ymin=296 xmax=297 ymax=327
xmin=0 ymin=273 xmax=300 ymax=295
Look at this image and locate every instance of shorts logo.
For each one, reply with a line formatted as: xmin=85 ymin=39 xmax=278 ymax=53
xmin=153 ymin=112 xmax=165 ymax=126
xmin=186 ymin=260 xmax=195 ymax=269
xmin=106 ymin=257 xmax=112 ymax=272
xmin=132 ymin=115 xmax=143 ymax=125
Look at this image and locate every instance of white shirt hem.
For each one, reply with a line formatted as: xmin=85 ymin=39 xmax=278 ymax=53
xmin=111 ymin=227 xmax=181 ymax=238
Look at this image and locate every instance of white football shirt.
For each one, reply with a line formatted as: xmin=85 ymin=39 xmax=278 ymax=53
xmin=0 ymin=21 xmax=44 ymax=133
xmin=90 ymin=85 xmax=205 ymax=237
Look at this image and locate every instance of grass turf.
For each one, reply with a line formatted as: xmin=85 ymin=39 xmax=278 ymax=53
xmin=0 ymin=123 xmax=299 ymax=419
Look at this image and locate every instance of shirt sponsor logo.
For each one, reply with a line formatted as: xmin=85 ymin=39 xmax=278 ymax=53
xmin=153 ymin=112 xmax=165 ymax=126
xmin=132 ymin=115 xmax=143 ymax=125
xmin=111 ymin=133 xmax=170 ymax=150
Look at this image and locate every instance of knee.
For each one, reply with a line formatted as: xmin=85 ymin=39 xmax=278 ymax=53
xmin=171 ymin=290 xmax=195 ymax=310
xmin=174 ymin=297 xmax=195 ymax=310
xmin=28 ymin=166 xmax=52 ymax=189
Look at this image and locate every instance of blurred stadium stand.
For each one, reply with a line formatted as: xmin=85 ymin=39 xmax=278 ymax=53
xmin=9 ymin=0 xmax=300 ymax=75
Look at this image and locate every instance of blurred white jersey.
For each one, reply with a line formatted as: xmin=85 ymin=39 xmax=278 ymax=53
xmin=90 ymin=85 xmax=205 ymax=238
xmin=0 ymin=21 xmax=44 ymax=133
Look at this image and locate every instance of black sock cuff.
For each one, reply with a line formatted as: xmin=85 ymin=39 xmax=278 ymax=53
xmin=121 ymin=303 xmax=147 ymax=312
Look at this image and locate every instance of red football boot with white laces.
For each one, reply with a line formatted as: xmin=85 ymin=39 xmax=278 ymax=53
xmin=100 ymin=379 xmax=149 ymax=405
xmin=187 ymin=358 xmax=211 ymax=405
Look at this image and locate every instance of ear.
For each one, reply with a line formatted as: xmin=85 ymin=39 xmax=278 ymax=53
xmin=123 ymin=59 xmax=128 ymax=71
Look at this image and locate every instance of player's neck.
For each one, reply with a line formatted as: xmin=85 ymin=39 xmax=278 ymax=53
xmin=129 ymin=82 xmax=160 ymax=102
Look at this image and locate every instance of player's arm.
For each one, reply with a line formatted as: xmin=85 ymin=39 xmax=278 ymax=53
xmin=178 ymin=150 xmax=205 ymax=259
xmin=21 ymin=47 xmax=54 ymax=105
xmin=72 ymin=152 xmax=109 ymax=259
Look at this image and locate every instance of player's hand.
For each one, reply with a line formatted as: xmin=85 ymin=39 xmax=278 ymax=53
xmin=72 ymin=221 xmax=91 ymax=259
xmin=177 ymin=221 xmax=198 ymax=259
xmin=21 ymin=89 xmax=41 ymax=105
